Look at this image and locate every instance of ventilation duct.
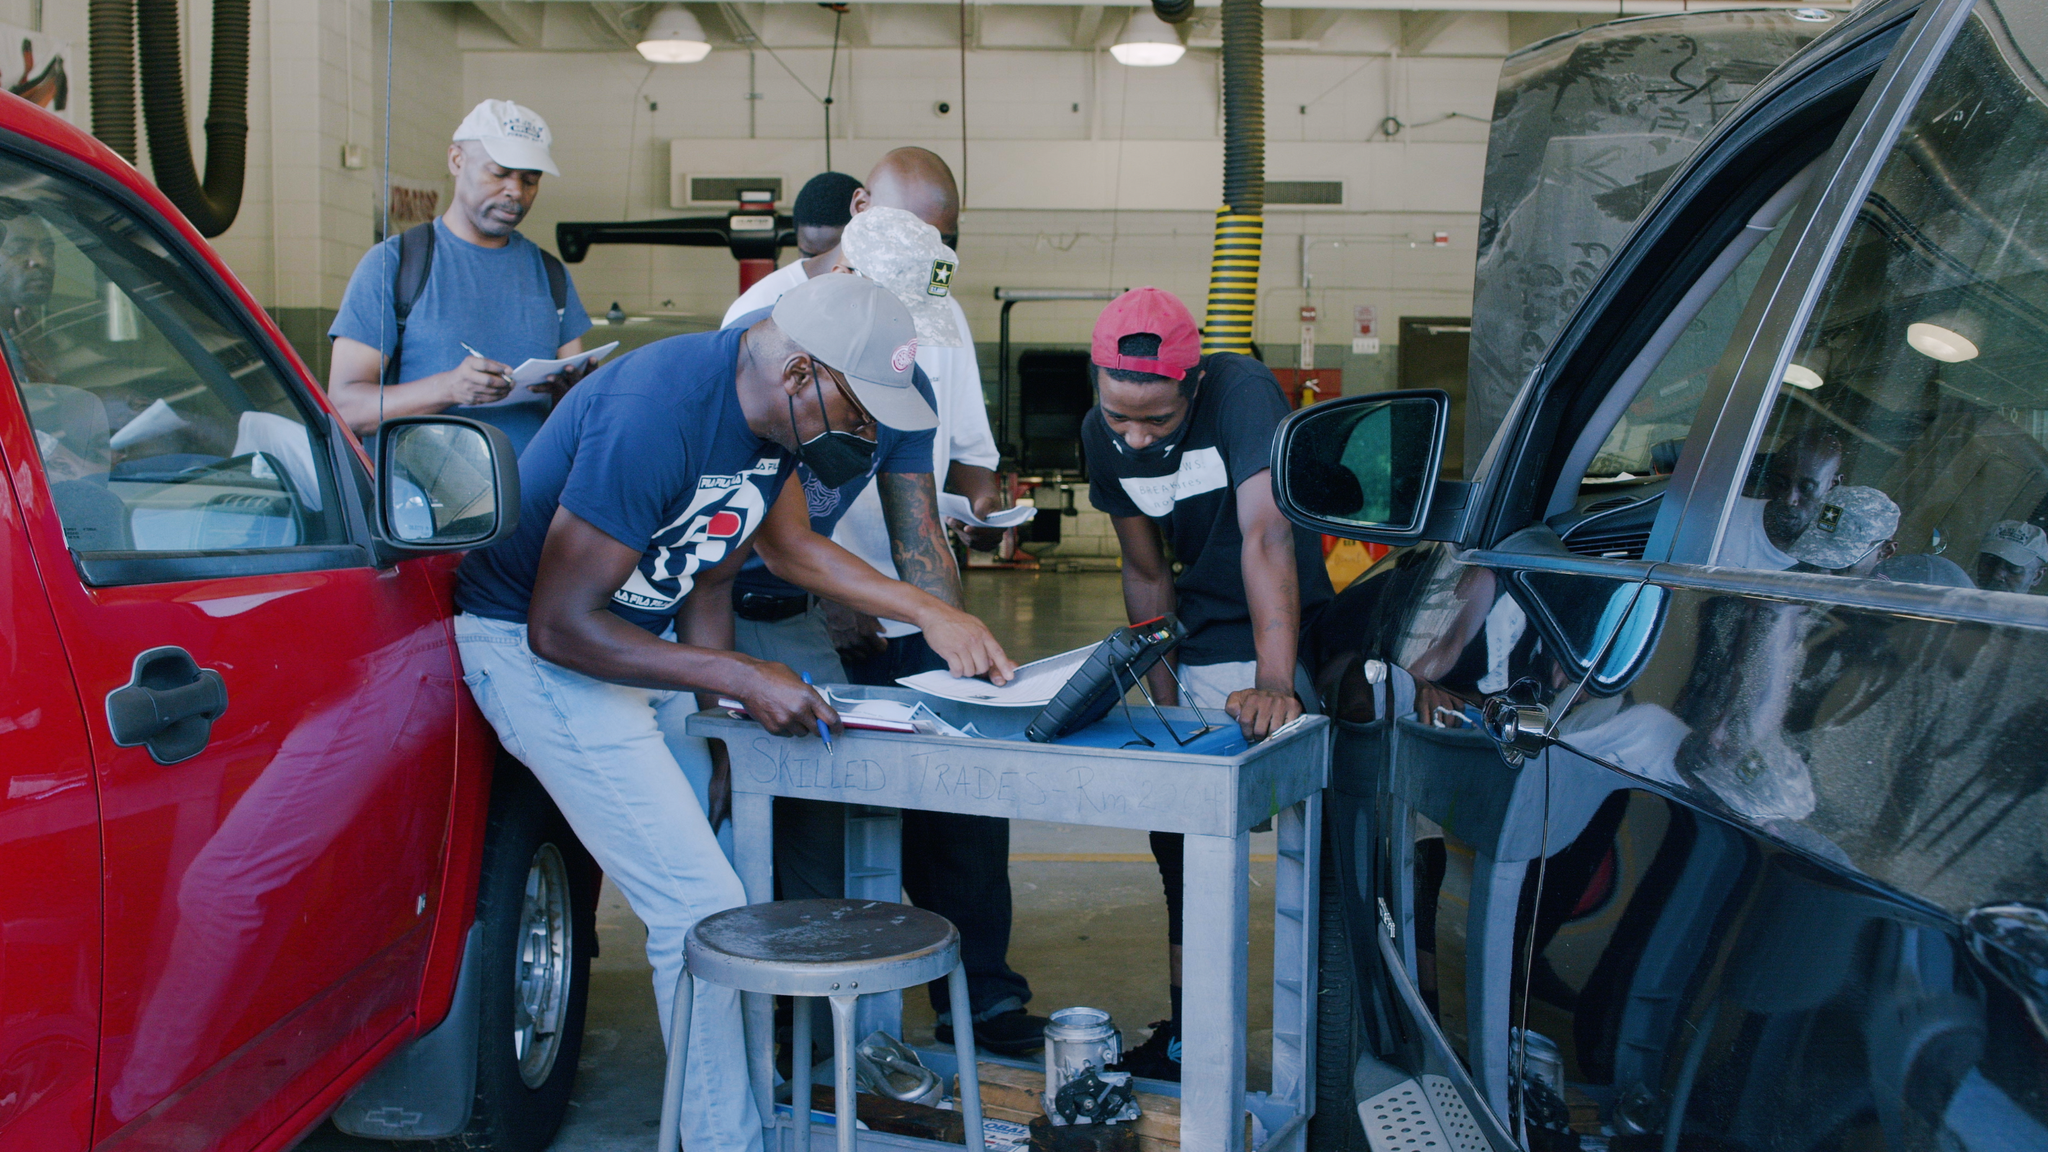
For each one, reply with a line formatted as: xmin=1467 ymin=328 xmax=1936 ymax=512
xmin=89 ymin=0 xmax=248 ymax=237
xmin=1202 ymin=0 xmax=1263 ymax=355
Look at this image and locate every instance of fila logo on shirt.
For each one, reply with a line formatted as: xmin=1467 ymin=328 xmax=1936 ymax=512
xmin=612 ymin=457 xmax=784 ymax=612
xmin=1118 ymin=447 xmax=1227 ymax=517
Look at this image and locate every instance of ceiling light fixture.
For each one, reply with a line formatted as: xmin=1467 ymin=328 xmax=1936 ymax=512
xmin=1783 ymin=363 xmax=1825 ymax=390
xmin=1906 ymin=320 xmax=1980 ymax=363
xmin=1111 ymin=9 xmax=1185 ymax=66
xmin=638 ymin=4 xmax=712 ymax=63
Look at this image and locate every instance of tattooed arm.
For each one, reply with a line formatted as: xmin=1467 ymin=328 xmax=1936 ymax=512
xmin=822 ymin=472 xmax=967 ymax=663
xmin=878 ymin=471 xmax=965 ymax=608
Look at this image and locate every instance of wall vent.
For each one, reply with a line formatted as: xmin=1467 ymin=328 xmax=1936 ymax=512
xmin=687 ymin=176 xmax=784 ymax=204
xmin=1267 ymin=180 xmax=1343 ymax=205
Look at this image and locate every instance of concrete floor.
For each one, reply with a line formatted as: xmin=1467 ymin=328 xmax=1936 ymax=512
xmin=300 ymin=571 xmax=1279 ymax=1151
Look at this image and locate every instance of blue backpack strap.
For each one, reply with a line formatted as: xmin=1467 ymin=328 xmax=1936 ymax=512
xmin=383 ymin=222 xmax=437 ymax=387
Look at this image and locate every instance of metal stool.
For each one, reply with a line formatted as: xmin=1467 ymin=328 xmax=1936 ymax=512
xmin=657 ymin=899 xmax=988 ymax=1152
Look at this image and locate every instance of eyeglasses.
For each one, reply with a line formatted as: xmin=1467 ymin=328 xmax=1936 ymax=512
xmin=812 ymin=359 xmax=877 ymax=433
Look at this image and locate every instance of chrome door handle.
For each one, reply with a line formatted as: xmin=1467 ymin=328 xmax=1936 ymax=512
xmin=106 ymin=646 xmax=228 ymax=765
xmin=1965 ymin=903 xmax=2048 ymax=1040
xmin=1482 ymin=696 xmax=1549 ymax=766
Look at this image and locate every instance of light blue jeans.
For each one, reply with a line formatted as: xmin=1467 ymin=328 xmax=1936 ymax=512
xmin=454 ymin=613 xmax=762 ymax=1152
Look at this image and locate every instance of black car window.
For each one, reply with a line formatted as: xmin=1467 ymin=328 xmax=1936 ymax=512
xmin=1715 ymin=0 xmax=2048 ymax=595
xmin=1579 ymin=221 xmax=1788 ymax=494
xmin=2 ymin=154 xmax=344 ymax=563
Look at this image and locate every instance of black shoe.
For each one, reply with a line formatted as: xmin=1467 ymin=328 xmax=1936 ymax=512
xmin=936 ymin=1009 xmax=1048 ymax=1056
xmin=1108 ymin=1019 xmax=1181 ymax=1083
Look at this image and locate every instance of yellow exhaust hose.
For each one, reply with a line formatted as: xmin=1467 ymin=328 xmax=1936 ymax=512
xmin=1202 ymin=210 xmax=1263 ymax=355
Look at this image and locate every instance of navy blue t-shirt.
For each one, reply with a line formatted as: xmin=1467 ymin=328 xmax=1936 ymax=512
xmin=723 ymin=307 xmax=938 ymax=601
xmin=455 ymin=325 xmax=790 ymax=633
xmin=330 ymin=219 xmax=593 ymax=453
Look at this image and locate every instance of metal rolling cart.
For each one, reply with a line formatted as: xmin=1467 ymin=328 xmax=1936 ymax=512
xmin=686 ymin=688 xmax=1332 ymax=1152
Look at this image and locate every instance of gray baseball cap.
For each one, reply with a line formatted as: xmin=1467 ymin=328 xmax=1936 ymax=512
xmin=1980 ymin=519 xmax=2048 ymax=568
xmin=1789 ymin=484 xmax=1899 ymax=570
xmin=771 ymin=273 xmax=938 ymax=432
xmin=840 ymin=205 xmax=963 ymax=347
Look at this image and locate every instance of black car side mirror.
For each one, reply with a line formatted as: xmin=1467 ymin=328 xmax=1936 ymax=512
xmin=373 ymin=416 xmax=520 ymax=560
xmin=1270 ymin=389 xmax=1459 ymax=545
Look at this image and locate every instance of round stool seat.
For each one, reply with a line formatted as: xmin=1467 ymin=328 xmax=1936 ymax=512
xmin=686 ymin=899 xmax=960 ymax=997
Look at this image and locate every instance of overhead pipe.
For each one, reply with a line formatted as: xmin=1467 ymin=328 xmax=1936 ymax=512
xmin=135 ymin=0 xmax=248 ymax=237
xmin=1150 ymin=0 xmax=1195 ymax=24
xmin=1202 ymin=0 xmax=1263 ymax=354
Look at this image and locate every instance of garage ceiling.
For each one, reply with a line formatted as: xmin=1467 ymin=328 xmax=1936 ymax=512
xmin=454 ymin=0 xmax=1855 ymax=55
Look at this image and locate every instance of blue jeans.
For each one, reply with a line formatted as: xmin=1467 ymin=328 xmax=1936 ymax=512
xmin=842 ymin=632 xmax=1033 ymax=1023
xmin=454 ymin=614 xmax=762 ymax=1152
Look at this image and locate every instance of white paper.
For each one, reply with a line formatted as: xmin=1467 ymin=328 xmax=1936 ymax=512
xmin=938 ymin=492 xmax=1037 ymax=530
xmin=897 ymin=642 xmax=1095 ymax=707
xmin=500 ymin=340 xmax=621 ymax=392
xmin=232 ymin=411 xmax=323 ymax=512
xmin=110 ymin=397 xmax=188 ymax=450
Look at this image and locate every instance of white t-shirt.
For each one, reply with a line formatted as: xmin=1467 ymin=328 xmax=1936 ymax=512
xmin=1717 ymin=496 xmax=1798 ymax=571
xmin=723 ymin=261 xmax=1001 ymax=639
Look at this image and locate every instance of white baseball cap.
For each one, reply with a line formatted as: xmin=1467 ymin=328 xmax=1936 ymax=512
xmin=453 ymin=99 xmax=559 ymax=176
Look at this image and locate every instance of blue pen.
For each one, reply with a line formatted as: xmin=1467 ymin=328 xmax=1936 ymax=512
xmin=801 ymin=672 xmax=833 ymax=751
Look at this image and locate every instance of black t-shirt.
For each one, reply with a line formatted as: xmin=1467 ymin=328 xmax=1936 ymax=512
xmin=1083 ymin=353 xmax=1335 ymax=666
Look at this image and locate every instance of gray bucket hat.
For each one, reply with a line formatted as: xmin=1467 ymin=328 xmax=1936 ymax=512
xmin=1789 ymin=484 xmax=1899 ymax=570
xmin=839 ymin=205 xmax=963 ymax=347
xmin=771 ymin=272 xmax=938 ymax=432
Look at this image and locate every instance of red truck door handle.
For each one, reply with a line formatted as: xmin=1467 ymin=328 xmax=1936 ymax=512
xmin=105 ymin=646 xmax=228 ymax=765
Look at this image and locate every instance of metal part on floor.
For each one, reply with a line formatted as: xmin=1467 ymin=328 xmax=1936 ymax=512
xmin=1357 ymin=1076 xmax=1489 ymax=1152
xmin=689 ymin=692 xmax=1330 ymax=1152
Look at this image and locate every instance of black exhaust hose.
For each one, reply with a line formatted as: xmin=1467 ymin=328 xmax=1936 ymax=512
xmin=135 ymin=0 xmax=247 ymax=237
xmin=1150 ymin=0 xmax=1195 ymax=24
xmin=1220 ymin=0 xmax=1262 ymax=214
xmin=89 ymin=0 xmax=138 ymax=162
xmin=1201 ymin=0 xmax=1262 ymax=354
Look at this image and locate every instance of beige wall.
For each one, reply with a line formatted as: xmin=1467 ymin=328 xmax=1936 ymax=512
xmin=475 ymin=27 xmax=1502 ymax=352
xmin=34 ymin=0 xmax=1563 ymax=367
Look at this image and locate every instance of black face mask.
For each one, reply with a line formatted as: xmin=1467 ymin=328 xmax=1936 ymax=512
xmin=789 ymin=369 xmax=876 ymax=490
xmin=1112 ymin=387 xmax=1197 ymax=467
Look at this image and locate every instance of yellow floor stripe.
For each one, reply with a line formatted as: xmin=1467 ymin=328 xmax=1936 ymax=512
xmin=1010 ymin=852 xmax=1279 ymax=863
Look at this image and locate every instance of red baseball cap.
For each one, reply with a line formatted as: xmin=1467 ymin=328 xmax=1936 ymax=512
xmin=1091 ymin=287 xmax=1202 ymax=381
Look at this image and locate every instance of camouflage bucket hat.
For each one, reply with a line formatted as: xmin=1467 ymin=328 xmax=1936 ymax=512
xmin=1789 ymin=484 xmax=1899 ymax=570
xmin=839 ymin=205 xmax=963 ymax=347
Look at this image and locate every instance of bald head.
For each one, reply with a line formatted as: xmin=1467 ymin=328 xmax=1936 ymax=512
xmin=854 ymin=147 xmax=959 ymax=241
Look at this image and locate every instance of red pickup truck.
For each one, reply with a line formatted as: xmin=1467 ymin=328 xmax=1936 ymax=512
xmin=0 ymin=93 xmax=594 ymax=1151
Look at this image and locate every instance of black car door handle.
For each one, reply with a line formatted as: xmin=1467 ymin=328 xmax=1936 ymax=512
xmin=106 ymin=646 xmax=228 ymax=765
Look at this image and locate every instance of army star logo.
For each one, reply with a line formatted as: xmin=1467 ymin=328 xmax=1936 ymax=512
xmin=928 ymin=259 xmax=956 ymax=297
xmin=1817 ymin=504 xmax=1843 ymax=532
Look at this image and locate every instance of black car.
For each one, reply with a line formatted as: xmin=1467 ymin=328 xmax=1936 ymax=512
xmin=1281 ymin=0 xmax=2048 ymax=1148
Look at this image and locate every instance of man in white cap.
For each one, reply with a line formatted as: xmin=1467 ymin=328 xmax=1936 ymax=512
xmin=453 ymin=272 xmax=1015 ymax=1152
xmin=1976 ymin=519 xmax=2048 ymax=592
xmin=328 ymin=98 xmax=598 ymax=453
